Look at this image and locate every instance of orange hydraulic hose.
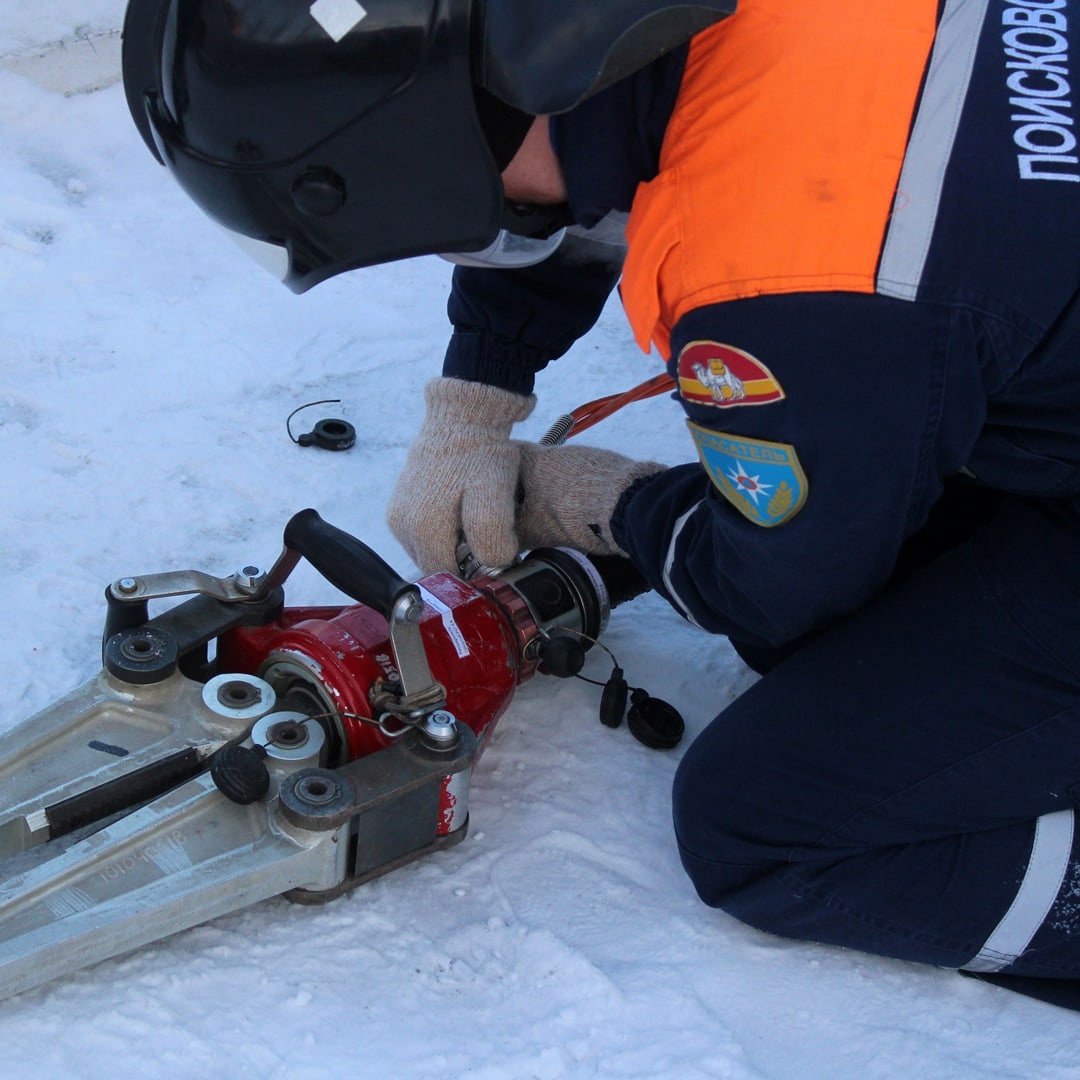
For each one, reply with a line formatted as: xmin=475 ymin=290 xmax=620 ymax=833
xmin=539 ymin=372 xmax=675 ymax=444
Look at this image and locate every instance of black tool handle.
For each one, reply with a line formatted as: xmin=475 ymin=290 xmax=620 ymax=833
xmin=284 ymin=508 xmax=416 ymax=619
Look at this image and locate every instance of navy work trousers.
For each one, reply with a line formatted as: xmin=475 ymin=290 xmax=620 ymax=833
xmin=672 ymin=486 xmax=1080 ymax=978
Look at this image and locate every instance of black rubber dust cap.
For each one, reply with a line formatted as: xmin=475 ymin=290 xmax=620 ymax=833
xmin=627 ymin=688 xmax=684 ymax=749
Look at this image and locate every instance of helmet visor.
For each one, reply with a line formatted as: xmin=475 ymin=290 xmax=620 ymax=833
xmin=440 ymin=228 xmax=566 ymax=269
xmin=142 ymin=91 xmax=312 ymax=283
xmin=142 ymin=81 xmax=505 ymax=291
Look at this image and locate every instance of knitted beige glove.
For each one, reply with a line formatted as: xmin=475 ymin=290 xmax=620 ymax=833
xmin=387 ymin=378 xmax=535 ymax=574
xmin=515 ymin=441 xmax=665 ymax=556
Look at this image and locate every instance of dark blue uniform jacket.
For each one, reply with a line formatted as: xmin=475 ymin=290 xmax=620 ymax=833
xmin=442 ymin=15 xmax=1080 ymax=652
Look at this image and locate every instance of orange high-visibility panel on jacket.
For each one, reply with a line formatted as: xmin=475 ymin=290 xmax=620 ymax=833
xmin=620 ymin=0 xmax=940 ymax=359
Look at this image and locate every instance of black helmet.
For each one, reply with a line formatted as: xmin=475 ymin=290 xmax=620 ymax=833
xmin=122 ymin=0 xmax=733 ymax=292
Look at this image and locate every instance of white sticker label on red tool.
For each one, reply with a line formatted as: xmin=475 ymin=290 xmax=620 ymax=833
xmin=309 ymin=0 xmax=367 ymax=42
xmin=418 ymin=586 xmax=470 ymax=659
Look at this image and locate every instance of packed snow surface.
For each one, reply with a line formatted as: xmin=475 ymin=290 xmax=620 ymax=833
xmin=0 ymin=4 xmax=1078 ymax=1077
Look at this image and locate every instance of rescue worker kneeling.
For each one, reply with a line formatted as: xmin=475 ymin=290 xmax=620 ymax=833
xmin=123 ymin=0 xmax=1080 ymax=1007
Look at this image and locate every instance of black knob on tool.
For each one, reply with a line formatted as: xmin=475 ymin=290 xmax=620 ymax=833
xmin=538 ymin=631 xmax=586 ymax=678
xmin=211 ymin=745 xmax=270 ymax=804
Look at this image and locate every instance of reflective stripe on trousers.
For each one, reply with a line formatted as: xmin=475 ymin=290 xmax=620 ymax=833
xmin=963 ymin=809 xmax=1076 ymax=973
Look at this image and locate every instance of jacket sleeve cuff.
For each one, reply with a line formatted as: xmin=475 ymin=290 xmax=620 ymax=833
xmin=610 ymin=470 xmax=667 ymax=559
xmin=442 ymin=330 xmax=548 ymax=396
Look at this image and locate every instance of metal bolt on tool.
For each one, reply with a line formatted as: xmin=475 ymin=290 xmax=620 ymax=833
xmin=419 ymin=709 xmax=460 ymax=751
xmin=232 ymin=564 xmax=267 ymax=594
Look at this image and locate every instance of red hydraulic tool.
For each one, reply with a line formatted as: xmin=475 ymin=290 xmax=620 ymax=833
xmin=0 ymin=511 xmax=665 ymax=1000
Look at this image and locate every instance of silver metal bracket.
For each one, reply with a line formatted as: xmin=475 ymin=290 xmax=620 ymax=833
xmin=386 ymin=591 xmax=443 ymax=705
xmin=0 ymin=724 xmax=476 ymax=1000
xmin=107 ymin=545 xmax=302 ymax=606
xmin=0 ymin=670 xmax=277 ymax=860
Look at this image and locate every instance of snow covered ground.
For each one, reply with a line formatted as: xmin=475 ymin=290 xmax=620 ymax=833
xmin=0 ymin=4 xmax=1078 ymax=1077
